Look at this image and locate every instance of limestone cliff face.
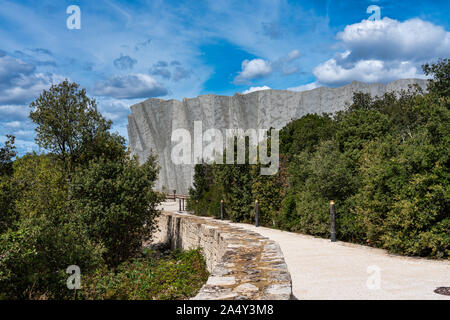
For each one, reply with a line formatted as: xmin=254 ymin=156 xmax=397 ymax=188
xmin=127 ymin=78 xmax=427 ymax=194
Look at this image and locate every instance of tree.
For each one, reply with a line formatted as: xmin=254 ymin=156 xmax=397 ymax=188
xmin=0 ymin=135 xmax=17 ymax=233
xmin=423 ymin=58 xmax=450 ymax=97
xmin=29 ymin=80 xmax=113 ymax=176
xmin=0 ymin=154 xmax=104 ymax=299
xmin=0 ymin=135 xmax=16 ymax=176
xmin=70 ymin=154 xmax=163 ymax=267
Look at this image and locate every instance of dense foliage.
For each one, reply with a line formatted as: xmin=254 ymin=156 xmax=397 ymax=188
xmin=188 ymin=60 xmax=449 ymax=259
xmin=80 ymin=248 xmax=209 ymax=300
xmin=0 ymin=81 xmax=180 ymax=299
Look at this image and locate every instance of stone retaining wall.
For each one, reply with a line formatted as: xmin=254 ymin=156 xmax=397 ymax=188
xmin=154 ymin=211 xmax=292 ymax=300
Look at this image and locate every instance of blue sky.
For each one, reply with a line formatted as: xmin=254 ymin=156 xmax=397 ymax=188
xmin=0 ymin=0 xmax=449 ymax=155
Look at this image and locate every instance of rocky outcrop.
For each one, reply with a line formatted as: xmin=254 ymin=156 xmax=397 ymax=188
xmin=127 ymin=79 xmax=427 ymax=194
xmin=154 ymin=211 xmax=292 ymax=300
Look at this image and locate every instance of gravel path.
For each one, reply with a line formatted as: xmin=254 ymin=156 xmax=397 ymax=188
xmin=160 ymin=202 xmax=450 ymax=300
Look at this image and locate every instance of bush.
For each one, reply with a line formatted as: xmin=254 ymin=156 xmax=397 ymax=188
xmin=70 ymin=155 xmax=163 ymax=267
xmin=80 ymin=248 xmax=209 ymax=300
xmin=0 ymin=206 xmax=104 ymax=299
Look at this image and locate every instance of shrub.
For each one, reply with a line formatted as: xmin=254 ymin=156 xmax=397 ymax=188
xmin=70 ymin=155 xmax=163 ymax=267
xmin=0 ymin=205 xmax=104 ymax=299
xmin=80 ymin=248 xmax=209 ymax=300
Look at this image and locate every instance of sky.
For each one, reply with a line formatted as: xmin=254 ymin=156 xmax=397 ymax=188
xmin=0 ymin=0 xmax=449 ymax=155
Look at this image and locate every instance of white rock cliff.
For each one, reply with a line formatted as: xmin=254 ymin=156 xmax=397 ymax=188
xmin=127 ymin=78 xmax=427 ymax=194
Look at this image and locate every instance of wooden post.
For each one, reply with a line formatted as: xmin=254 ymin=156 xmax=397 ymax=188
xmin=255 ymin=200 xmax=259 ymax=227
xmin=330 ymin=200 xmax=336 ymax=242
xmin=220 ymin=200 xmax=224 ymax=220
xmin=173 ymin=190 xmax=176 ymax=201
xmin=182 ymin=198 xmax=185 ymax=211
xmin=178 ymin=198 xmax=182 ymax=212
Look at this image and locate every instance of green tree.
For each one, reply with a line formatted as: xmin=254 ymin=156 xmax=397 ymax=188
xmin=0 ymin=154 xmax=104 ymax=299
xmin=70 ymin=154 xmax=163 ymax=267
xmin=0 ymin=135 xmax=17 ymax=233
xmin=0 ymin=135 xmax=16 ymax=176
xmin=280 ymin=113 xmax=335 ymax=159
xmin=29 ymin=80 xmax=115 ymax=176
xmin=423 ymin=58 xmax=450 ymax=97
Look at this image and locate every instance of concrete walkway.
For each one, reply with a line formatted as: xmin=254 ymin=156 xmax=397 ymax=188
xmin=160 ymin=202 xmax=449 ymax=300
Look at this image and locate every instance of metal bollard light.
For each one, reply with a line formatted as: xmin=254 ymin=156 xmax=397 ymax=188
xmin=220 ymin=200 xmax=224 ymax=220
xmin=330 ymin=200 xmax=336 ymax=242
xmin=255 ymin=200 xmax=259 ymax=227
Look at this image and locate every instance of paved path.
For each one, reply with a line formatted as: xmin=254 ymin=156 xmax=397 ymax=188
xmin=160 ymin=202 xmax=450 ymax=300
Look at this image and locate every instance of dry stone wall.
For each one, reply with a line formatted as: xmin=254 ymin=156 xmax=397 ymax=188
xmin=154 ymin=211 xmax=292 ymax=300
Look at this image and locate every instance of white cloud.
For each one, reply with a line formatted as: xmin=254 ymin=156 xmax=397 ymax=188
xmin=312 ymin=17 xmax=449 ymax=85
xmin=235 ymin=59 xmax=272 ymax=83
xmin=287 ymin=49 xmax=300 ymax=61
xmin=314 ymin=59 xmax=425 ymax=86
xmin=287 ymin=81 xmax=320 ymax=92
xmin=4 ymin=121 xmax=23 ymax=129
xmin=337 ymin=18 xmax=450 ymax=62
xmin=0 ymin=72 xmax=66 ymax=105
xmin=234 ymin=49 xmax=302 ymax=83
xmin=0 ymin=53 xmax=66 ymax=105
xmin=93 ymin=73 xmax=168 ymax=99
xmin=113 ymin=54 xmax=137 ymax=70
xmin=242 ymin=86 xmax=271 ymax=94
xmin=98 ymin=99 xmax=132 ymax=124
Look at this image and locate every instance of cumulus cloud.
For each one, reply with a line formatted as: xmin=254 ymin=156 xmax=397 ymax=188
xmin=113 ymin=54 xmax=137 ymax=70
xmin=313 ymin=17 xmax=450 ymax=85
xmin=173 ymin=66 xmax=191 ymax=81
xmin=93 ymin=73 xmax=168 ymax=99
xmin=235 ymin=50 xmax=301 ymax=83
xmin=0 ymin=105 xmax=30 ymax=122
xmin=235 ymin=59 xmax=272 ymax=83
xmin=242 ymin=85 xmax=271 ymax=94
xmin=150 ymin=67 xmax=171 ymax=79
xmin=149 ymin=61 xmax=191 ymax=81
xmin=287 ymin=49 xmax=300 ymax=61
xmin=337 ymin=18 xmax=450 ymax=63
xmin=0 ymin=54 xmax=65 ymax=104
xmin=149 ymin=61 xmax=171 ymax=79
xmin=287 ymin=81 xmax=320 ymax=92
xmin=13 ymin=48 xmax=56 ymax=67
xmin=314 ymin=59 xmax=424 ymax=86
xmin=98 ymin=99 xmax=131 ymax=124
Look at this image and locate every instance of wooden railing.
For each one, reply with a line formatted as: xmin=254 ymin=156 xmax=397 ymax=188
xmin=163 ymin=192 xmax=190 ymax=211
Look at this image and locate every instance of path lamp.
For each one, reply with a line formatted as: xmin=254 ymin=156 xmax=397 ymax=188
xmin=255 ymin=200 xmax=259 ymax=227
xmin=330 ymin=200 xmax=336 ymax=242
xmin=220 ymin=200 xmax=224 ymax=220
